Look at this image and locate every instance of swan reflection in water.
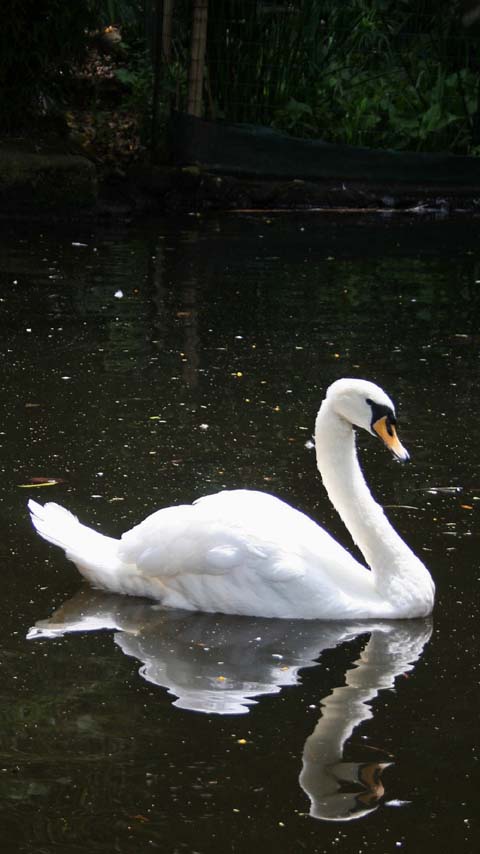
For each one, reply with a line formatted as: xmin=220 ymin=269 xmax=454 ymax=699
xmin=28 ymin=590 xmax=432 ymax=822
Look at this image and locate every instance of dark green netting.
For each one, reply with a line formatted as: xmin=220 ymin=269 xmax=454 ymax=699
xmin=170 ymin=113 xmax=480 ymax=187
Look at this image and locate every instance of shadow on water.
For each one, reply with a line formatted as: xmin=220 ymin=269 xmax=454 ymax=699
xmin=1 ymin=212 xmax=480 ymax=852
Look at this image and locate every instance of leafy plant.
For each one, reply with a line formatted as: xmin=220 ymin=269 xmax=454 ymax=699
xmin=203 ymin=0 xmax=480 ymax=154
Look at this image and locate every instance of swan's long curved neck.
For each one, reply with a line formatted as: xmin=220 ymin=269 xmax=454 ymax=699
xmin=315 ymin=400 xmax=434 ymax=616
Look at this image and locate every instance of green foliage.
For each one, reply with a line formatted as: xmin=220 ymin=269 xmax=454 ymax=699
xmin=97 ymin=0 xmax=143 ymax=29
xmin=204 ymin=0 xmax=480 ymax=154
xmin=115 ymin=57 xmax=153 ymax=112
xmin=2 ymin=0 xmax=480 ymax=156
xmin=294 ymin=61 xmax=479 ymax=152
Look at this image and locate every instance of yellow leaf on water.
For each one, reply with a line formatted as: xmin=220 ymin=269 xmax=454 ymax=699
xmin=18 ymin=480 xmax=59 ymax=488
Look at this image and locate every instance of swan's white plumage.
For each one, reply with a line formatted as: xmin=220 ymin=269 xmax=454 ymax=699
xmin=28 ymin=379 xmax=435 ymax=619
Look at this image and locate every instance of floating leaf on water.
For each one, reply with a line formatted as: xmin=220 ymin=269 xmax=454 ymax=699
xmin=383 ymin=504 xmax=419 ymax=510
xmin=425 ymin=486 xmax=462 ymax=495
xmin=18 ymin=477 xmax=63 ymax=488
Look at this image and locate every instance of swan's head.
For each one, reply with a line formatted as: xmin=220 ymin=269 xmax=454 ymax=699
xmin=326 ymin=379 xmax=409 ymax=462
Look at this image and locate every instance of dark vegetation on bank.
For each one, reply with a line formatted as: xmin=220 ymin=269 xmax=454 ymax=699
xmin=2 ymin=1 xmax=480 ymax=217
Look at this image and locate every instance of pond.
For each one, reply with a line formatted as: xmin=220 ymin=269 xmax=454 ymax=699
xmin=1 ymin=211 xmax=479 ymax=853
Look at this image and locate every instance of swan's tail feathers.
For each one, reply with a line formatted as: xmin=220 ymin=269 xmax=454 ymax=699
xmin=29 ymin=500 xmax=82 ymax=551
xmin=28 ymin=499 xmax=125 ymax=588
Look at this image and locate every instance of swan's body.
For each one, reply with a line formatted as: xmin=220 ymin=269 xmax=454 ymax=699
xmin=28 ymin=379 xmax=435 ymax=619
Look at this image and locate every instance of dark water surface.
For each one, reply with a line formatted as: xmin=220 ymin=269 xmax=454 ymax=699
xmin=1 ymin=212 xmax=479 ymax=853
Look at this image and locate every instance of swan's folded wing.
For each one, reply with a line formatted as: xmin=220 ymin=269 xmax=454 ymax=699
xmin=115 ymin=490 xmax=369 ymax=617
xmin=118 ymin=499 xmax=306 ymax=581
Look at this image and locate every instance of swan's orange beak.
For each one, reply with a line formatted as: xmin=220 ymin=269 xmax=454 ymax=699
xmin=372 ymin=416 xmax=410 ymax=462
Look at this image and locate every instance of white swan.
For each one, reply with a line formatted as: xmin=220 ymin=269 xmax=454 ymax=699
xmin=28 ymin=378 xmax=435 ymax=619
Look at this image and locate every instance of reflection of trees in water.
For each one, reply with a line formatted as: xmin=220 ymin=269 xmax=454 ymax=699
xmin=13 ymin=218 xmax=465 ymax=543
xmin=6 ymin=219 xmax=480 ymax=387
xmin=6 ymin=220 xmax=470 ymax=559
xmin=151 ymin=235 xmax=201 ymax=391
xmin=26 ymin=589 xmax=432 ymax=823
xmin=42 ymin=220 xmax=480 ymax=419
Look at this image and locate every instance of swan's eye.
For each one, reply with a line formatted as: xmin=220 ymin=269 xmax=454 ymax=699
xmin=367 ymin=399 xmax=397 ymax=433
xmin=385 ymin=414 xmax=395 ymax=436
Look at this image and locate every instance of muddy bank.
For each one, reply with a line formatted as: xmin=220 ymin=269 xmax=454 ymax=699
xmin=118 ymin=163 xmax=480 ymax=215
xmin=0 ymin=145 xmax=97 ymax=217
xmin=2 ymin=143 xmax=480 ymax=220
